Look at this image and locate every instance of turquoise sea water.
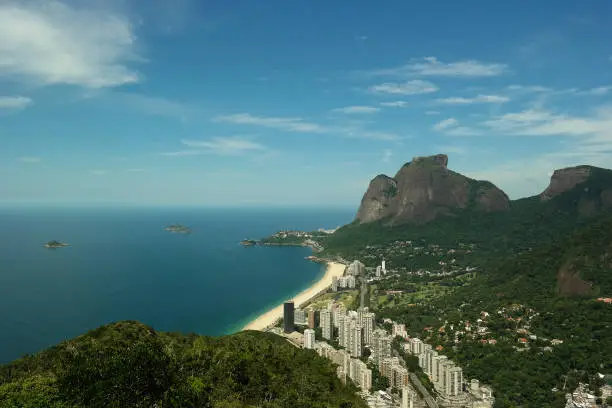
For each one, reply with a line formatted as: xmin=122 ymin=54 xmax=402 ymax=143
xmin=0 ymin=206 xmax=353 ymax=363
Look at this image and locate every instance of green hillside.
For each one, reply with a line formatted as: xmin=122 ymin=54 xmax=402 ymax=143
xmin=321 ymin=166 xmax=612 ymax=265
xmin=0 ymin=321 xmax=366 ymax=408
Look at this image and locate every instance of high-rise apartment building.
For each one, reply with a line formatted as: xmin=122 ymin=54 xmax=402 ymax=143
xmin=346 ymin=275 xmax=356 ymax=289
xmin=283 ymin=301 xmax=294 ymax=333
xmin=303 ymin=329 xmax=315 ymax=349
xmin=333 ymin=304 xmax=346 ymax=328
xmin=320 ymin=309 xmax=333 ymax=341
xmin=445 ymin=366 xmax=463 ymax=397
xmin=371 ymin=329 xmax=392 ymax=363
xmin=360 ymin=312 xmax=375 ymax=345
xmin=294 ymin=308 xmax=306 ymax=326
xmin=331 ymin=276 xmax=338 ymax=292
xmin=307 ymin=308 xmax=316 ymax=329
xmin=349 ymin=320 xmax=363 ymax=357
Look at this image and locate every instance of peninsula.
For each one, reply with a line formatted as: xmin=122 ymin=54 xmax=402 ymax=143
xmin=164 ymin=224 xmax=191 ymax=234
xmin=44 ymin=240 xmax=69 ymax=249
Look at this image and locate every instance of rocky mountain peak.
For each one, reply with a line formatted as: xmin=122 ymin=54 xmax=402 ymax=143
xmin=355 ymin=153 xmax=509 ymax=225
xmin=540 ymin=166 xmax=592 ymax=201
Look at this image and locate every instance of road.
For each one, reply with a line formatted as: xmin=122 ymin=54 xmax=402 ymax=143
xmin=409 ymin=373 xmax=439 ymax=408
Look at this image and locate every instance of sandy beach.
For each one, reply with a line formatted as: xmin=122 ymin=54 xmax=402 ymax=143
xmin=242 ymin=261 xmax=346 ymax=331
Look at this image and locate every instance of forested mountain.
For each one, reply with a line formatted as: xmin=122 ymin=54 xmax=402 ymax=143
xmin=0 ymin=321 xmax=367 ymax=408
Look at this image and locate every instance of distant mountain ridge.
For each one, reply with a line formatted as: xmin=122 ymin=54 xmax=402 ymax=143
xmin=355 ymin=154 xmax=612 ymax=225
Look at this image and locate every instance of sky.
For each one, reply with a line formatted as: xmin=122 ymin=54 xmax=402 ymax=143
xmin=1 ymin=0 xmax=612 ymax=207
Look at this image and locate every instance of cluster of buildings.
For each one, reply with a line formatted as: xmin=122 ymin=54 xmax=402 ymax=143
xmin=282 ymin=299 xmax=404 ymax=399
xmin=276 ymin=258 xmax=494 ymax=408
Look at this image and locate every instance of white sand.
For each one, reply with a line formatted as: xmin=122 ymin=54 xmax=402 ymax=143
xmin=242 ymin=261 xmax=346 ymax=331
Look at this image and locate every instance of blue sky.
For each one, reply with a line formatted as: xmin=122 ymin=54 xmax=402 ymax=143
xmin=1 ymin=0 xmax=612 ymax=207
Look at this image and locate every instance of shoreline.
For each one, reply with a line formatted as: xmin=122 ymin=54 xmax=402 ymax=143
xmin=242 ymin=261 xmax=346 ymax=331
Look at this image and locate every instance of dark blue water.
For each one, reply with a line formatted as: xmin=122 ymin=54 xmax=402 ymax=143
xmin=0 ymin=206 xmax=353 ymax=363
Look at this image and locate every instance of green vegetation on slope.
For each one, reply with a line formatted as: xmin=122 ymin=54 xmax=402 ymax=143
xmin=0 ymin=321 xmax=366 ymax=408
xmin=376 ymin=214 xmax=612 ymax=408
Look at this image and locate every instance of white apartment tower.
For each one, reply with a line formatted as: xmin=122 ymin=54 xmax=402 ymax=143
xmin=445 ymin=366 xmax=463 ymax=397
xmin=361 ymin=312 xmax=375 ymax=345
xmin=303 ymin=329 xmax=315 ymax=349
xmin=349 ymin=320 xmax=363 ymax=357
xmin=320 ymin=309 xmax=333 ymax=341
xmin=371 ymin=329 xmax=392 ymax=363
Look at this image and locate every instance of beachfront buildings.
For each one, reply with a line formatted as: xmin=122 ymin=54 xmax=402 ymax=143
xmin=331 ymin=276 xmax=339 ymax=292
xmin=303 ymin=329 xmax=315 ymax=349
xmin=283 ymin=301 xmax=294 ymax=333
xmin=320 ymin=309 xmax=333 ymax=340
xmin=294 ymin=308 xmax=306 ymax=326
xmin=307 ymin=308 xmax=316 ymax=329
xmin=347 ymin=260 xmax=365 ymax=276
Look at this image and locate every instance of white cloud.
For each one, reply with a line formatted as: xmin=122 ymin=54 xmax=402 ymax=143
xmin=369 ymin=80 xmax=438 ymax=95
xmin=433 ymin=118 xmax=458 ymax=131
xmin=436 ymin=94 xmax=509 ymax=105
xmin=17 ymin=156 xmax=41 ymax=163
xmin=0 ymin=0 xmax=140 ymax=88
xmin=180 ymin=137 xmax=267 ymax=155
xmin=370 ymin=57 xmax=508 ymax=78
xmin=579 ymin=86 xmax=612 ymax=96
xmin=506 ymin=85 xmax=552 ymax=93
xmin=425 ymin=110 xmax=440 ymax=115
xmin=214 ymin=113 xmax=328 ymax=133
xmin=379 ymin=101 xmax=408 ymax=108
xmin=0 ymin=96 xmax=32 ymax=109
xmin=214 ymin=112 xmax=401 ymax=141
xmin=333 ymin=106 xmax=380 ymax=114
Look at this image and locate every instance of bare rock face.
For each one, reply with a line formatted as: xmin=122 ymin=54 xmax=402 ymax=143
xmin=541 ymin=167 xmax=591 ymax=201
xmin=355 ymin=175 xmax=397 ymax=223
xmin=355 ymin=154 xmax=510 ymax=224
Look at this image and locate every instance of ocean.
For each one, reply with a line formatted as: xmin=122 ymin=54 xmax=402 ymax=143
xmin=0 ymin=206 xmax=354 ymax=364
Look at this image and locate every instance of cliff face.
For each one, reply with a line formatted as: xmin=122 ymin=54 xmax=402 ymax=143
xmin=540 ymin=166 xmax=592 ymax=201
xmin=355 ymin=154 xmax=510 ymax=224
xmin=540 ymin=165 xmax=612 ymax=217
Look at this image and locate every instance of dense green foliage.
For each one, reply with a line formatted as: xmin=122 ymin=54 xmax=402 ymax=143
xmin=0 ymin=321 xmax=367 ymax=408
xmin=319 ymin=169 xmax=612 ymax=407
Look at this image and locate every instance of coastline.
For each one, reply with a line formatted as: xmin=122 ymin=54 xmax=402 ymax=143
xmin=242 ymin=261 xmax=346 ymax=331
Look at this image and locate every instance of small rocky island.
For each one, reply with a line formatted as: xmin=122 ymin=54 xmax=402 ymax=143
xmin=164 ymin=224 xmax=192 ymax=234
xmin=45 ymin=240 xmax=70 ymax=249
xmin=240 ymin=239 xmax=257 ymax=246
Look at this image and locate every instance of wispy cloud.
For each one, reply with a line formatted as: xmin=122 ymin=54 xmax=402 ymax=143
xmin=0 ymin=96 xmax=32 ymax=109
xmin=433 ymin=118 xmax=458 ymax=131
xmin=368 ymin=79 xmax=438 ymax=95
xmin=162 ymin=137 xmax=269 ymax=157
xmin=214 ymin=113 xmax=328 ymax=133
xmin=435 ymin=145 xmax=467 ymax=155
xmin=368 ymin=57 xmax=508 ymax=78
xmin=445 ymin=126 xmax=483 ymax=136
xmin=332 ymin=106 xmax=380 ymax=114
xmin=181 ymin=137 xmax=267 ymax=155
xmin=0 ymin=0 xmax=140 ymax=88
xmin=17 ymin=156 xmax=41 ymax=163
xmin=379 ymin=101 xmax=408 ymax=108
xmin=356 ymin=35 xmax=368 ymax=41
xmin=424 ymin=110 xmax=440 ymax=115
xmin=436 ymin=94 xmax=509 ymax=105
